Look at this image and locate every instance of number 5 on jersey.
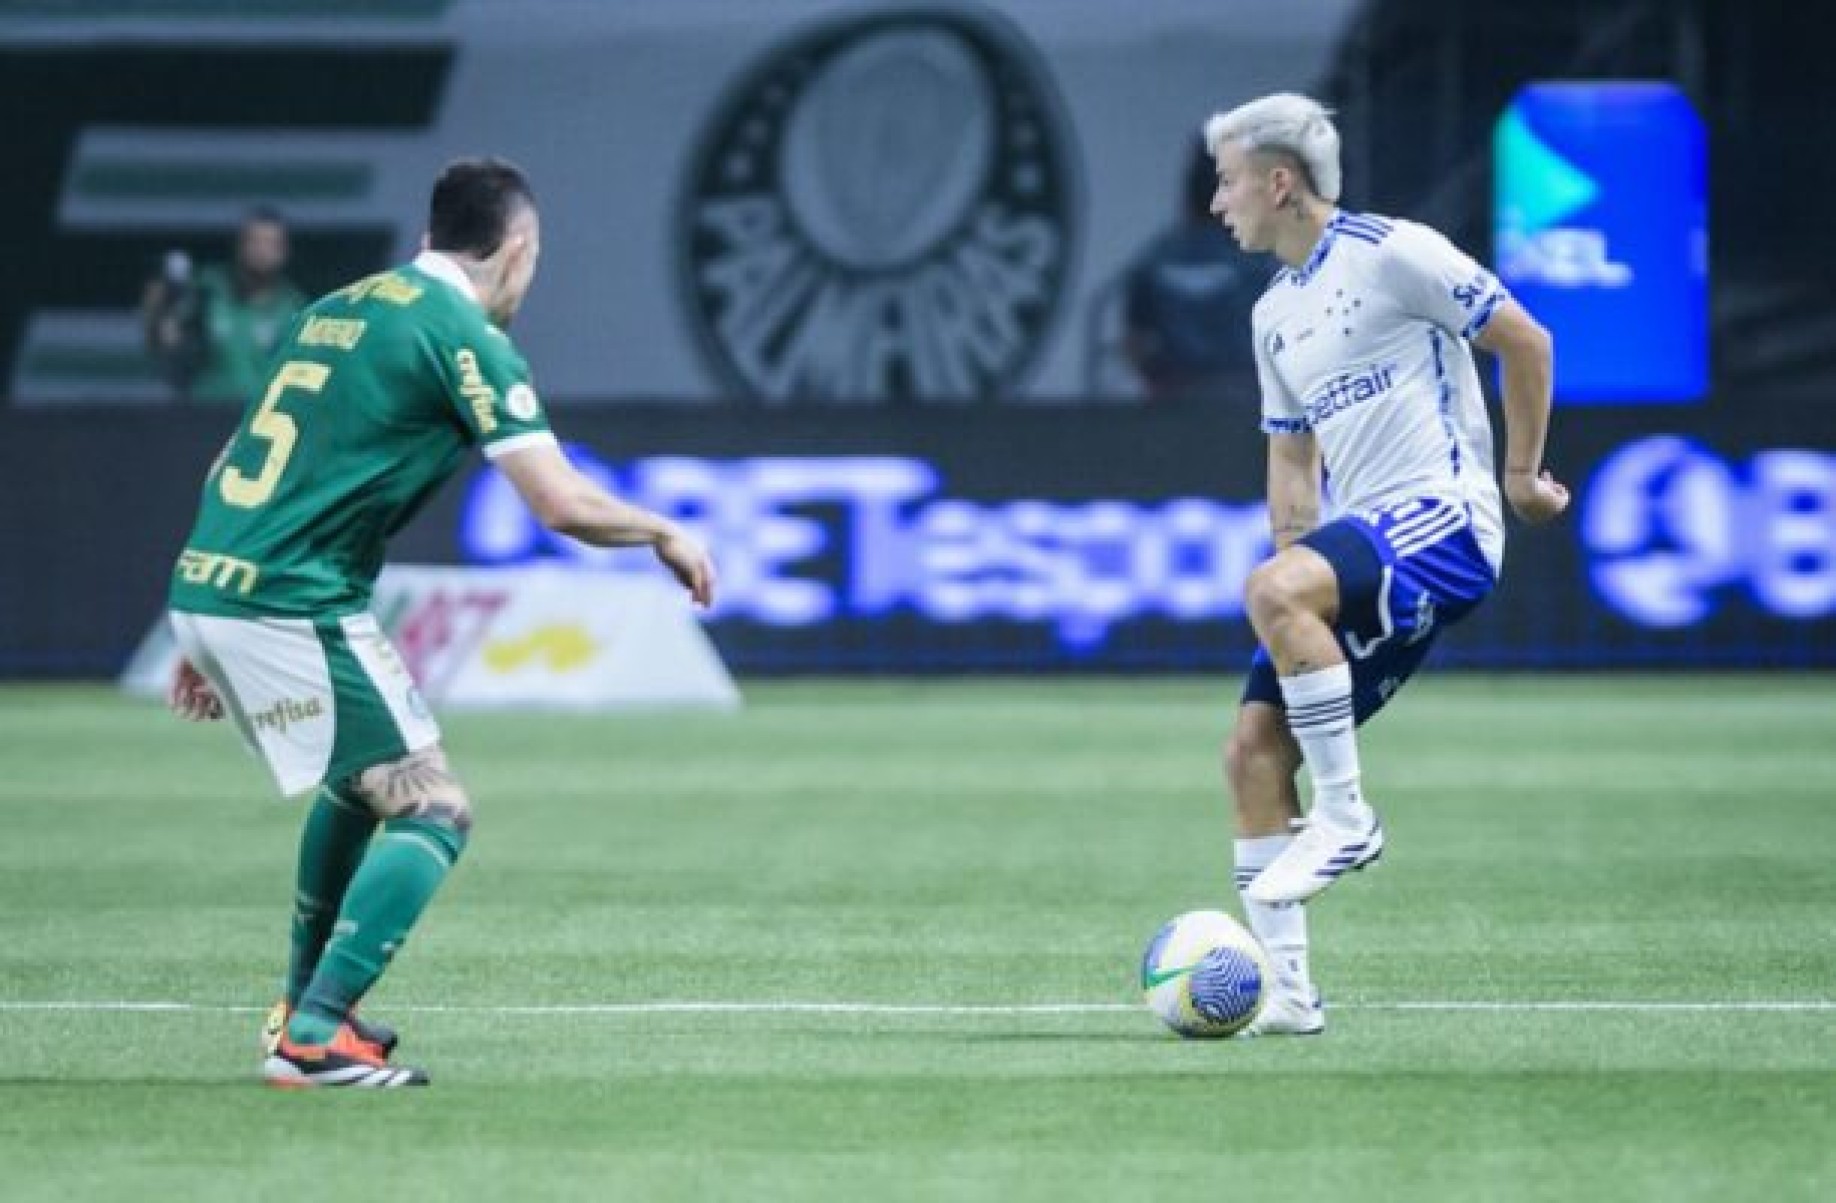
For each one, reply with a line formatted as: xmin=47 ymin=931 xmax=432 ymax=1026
xmin=220 ymin=361 xmax=332 ymax=509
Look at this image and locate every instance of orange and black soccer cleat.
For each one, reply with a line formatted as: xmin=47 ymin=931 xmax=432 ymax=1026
xmin=262 ymin=1000 xmax=399 ymax=1061
xmin=262 ymin=1023 xmax=428 ymax=1089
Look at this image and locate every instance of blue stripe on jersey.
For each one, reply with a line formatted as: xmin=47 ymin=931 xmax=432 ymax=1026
xmin=1329 ymin=212 xmax=1392 ymax=248
xmin=1391 ymin=509 xmax=1467 ymax=557
xmin=1288 ymin=213 xmax=1394 ymax=285
xmin=1262 ymin=416 xmax=1311 ymax=434
xmin=1290 ymin=230 xmax=1338 ymax=285
xmin=1387 ymin=498 xmax=1461 ymax=543
xmin=1428 ymin=329 xmax=1462 ymax=476
xmin=1335 ymin=212 xmax=1393 ymax=239
xmin=1461 ymin=289 xmax=1504 ymax=339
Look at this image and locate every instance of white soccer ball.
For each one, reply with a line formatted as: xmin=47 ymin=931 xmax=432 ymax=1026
xmin=1140 ymin=909 xmax=1269 ymax=1038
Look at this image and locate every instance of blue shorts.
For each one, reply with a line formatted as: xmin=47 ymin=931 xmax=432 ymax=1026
xmin=1242 ymin=497 xmax=1497 ymax=725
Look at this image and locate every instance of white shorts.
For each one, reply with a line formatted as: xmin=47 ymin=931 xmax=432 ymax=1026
xmin=169 ymin=609 xmax=441 ymax=797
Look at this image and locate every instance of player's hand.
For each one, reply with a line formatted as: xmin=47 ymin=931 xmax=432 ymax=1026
xmin=168 ymin=658 xmax=224 ymax=722
xmin=1505 ymin=468 xmax=1570 ymax=525
xmin=656 ymin=529 xmax=716 ymax=609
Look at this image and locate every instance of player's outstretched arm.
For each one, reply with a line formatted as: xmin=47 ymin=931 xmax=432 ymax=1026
xmin=495 ymin=441 xmax=715 ymax=607
xmin=1475 ymin=298 xmax=1568 ymax=525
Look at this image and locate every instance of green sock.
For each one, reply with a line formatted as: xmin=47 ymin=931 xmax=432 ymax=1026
xmin=285 ymin=784 xmax=377 ymax=1007
xmin=288 ymin=817 xmax=466 ymax=1045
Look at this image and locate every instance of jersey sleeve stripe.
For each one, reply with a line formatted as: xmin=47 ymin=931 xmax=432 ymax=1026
xmin=1461 ymin=290 xmax=1505 ymax=340
xmin=1334 ymin=214 xmax=1393 ymax=242
xmin=481 ymin=431 xmax=561 ymax=460
xmin=1262 ymin=417 xmax=1311 ymax=434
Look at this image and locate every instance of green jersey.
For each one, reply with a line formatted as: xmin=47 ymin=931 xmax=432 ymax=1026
xmin=169 ymin=253 xmax=554 ymax=618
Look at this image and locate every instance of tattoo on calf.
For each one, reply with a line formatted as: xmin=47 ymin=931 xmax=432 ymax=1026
xmin=354 ymin=747 xmax=472 ymax=827
xmin=380 ymin=750 xmax=457 ymax=804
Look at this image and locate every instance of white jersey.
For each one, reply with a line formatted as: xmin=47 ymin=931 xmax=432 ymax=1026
xmin=1253 ymin=210 xmax=1507 ymax=572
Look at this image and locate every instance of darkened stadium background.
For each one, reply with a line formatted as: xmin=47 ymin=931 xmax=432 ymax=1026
xmin=1 ymin=0 xmax=1830 ymax=677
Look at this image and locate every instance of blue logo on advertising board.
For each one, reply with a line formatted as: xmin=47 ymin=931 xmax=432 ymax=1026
xmin=1494 ymin=82 xmax=1708 ymax=403
xmin=1583 ymin=437 xmax=1836 ymax=626
xmin=459 ymin=447 xmax=1272 ymax=650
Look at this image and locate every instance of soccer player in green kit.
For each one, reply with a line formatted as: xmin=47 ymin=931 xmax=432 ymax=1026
xmin=165 ymin=159 xmax=715 ymax=1088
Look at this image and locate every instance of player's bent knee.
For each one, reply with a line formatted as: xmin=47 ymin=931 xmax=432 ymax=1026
xmin=1246 ymin=551 xmax=1338 ymax=631
xmin=1243 ymin=562 xmax=1288 ymax=626
xmin=348 ymin=744 xmax=475 ymax=832
xmin=1244 ymin=561 xmax=1314 ymax=629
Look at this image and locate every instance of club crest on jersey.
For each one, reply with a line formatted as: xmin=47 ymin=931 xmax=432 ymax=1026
xmin=677 ymin=6 xmax=1080 ymax=403
xmin=505 ymin=383 xmax=541 ymax=422
xmin=1304 ymin=362 xmax=1397 ymax=426
xmin=1407 ymin=594 xmax=1438 ymax=644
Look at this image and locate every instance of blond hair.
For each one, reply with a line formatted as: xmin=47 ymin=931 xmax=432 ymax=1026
xmin=1204 ymin=93 xmax=1342 ymax=203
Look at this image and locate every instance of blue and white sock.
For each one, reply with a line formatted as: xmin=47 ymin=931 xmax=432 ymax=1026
xmin=1279 ymin=663 xmax=1367 ymax=822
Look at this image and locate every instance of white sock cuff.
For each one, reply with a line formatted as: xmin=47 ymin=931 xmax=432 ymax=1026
xmin=1233 ymin=834 xmax=1294 ymax=872
xmin=1278 ymin=663 xmax=1352 ymax=707
xmin=1234 ymin=833 xmax=1294 ymax=892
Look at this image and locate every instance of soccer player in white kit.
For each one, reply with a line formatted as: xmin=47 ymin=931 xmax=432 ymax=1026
xmin=1205 ymin=94 xmax=1571 ymax=1036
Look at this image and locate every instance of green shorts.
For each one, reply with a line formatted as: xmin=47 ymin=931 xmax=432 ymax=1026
xmin=169 ymin=609 xmax=441 ymax=797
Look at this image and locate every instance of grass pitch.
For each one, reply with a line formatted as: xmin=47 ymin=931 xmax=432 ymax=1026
xmin=2 ymin=676 xmax=1834 ymax=1201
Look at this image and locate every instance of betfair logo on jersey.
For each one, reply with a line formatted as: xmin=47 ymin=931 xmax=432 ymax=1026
xmin=679 ymin=8 xmax=1079 ymax=402
xmin=251 ymin=696 xmax=325 ymax=736
xmin=455 ymin=349 xmax=499 ymax=434
xmin=1304 ymin=363 xmax=1397 ymax=427
xmin=176 ymin=548 xmax=260 ymax=595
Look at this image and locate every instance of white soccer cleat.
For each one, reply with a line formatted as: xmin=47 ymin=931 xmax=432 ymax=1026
xmin=1243 ymin=807 xmax=1386 ymax=906
xmin=1235 ymin=983 xmax=1325 ymax=1038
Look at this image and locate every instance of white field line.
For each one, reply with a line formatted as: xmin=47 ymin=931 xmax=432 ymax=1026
xmin=3 ymin=999 xmax=1836 ymax=1016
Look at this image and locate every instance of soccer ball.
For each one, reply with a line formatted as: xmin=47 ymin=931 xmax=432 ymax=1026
xmin=1140 ymin=909 xmax=1269 ymax=1038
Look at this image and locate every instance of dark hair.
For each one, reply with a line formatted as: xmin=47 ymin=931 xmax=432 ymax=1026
xmin=242 ymin=204 xmax=287 ymax=230
xmin=427 ymin=157 xmax=536 ymax=257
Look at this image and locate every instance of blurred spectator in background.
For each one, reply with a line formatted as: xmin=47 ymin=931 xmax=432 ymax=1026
xmin=141 ymin=206 xmax=307 ymax=404
xmin=1122 ymin=137 xmax=1267 ymax=403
